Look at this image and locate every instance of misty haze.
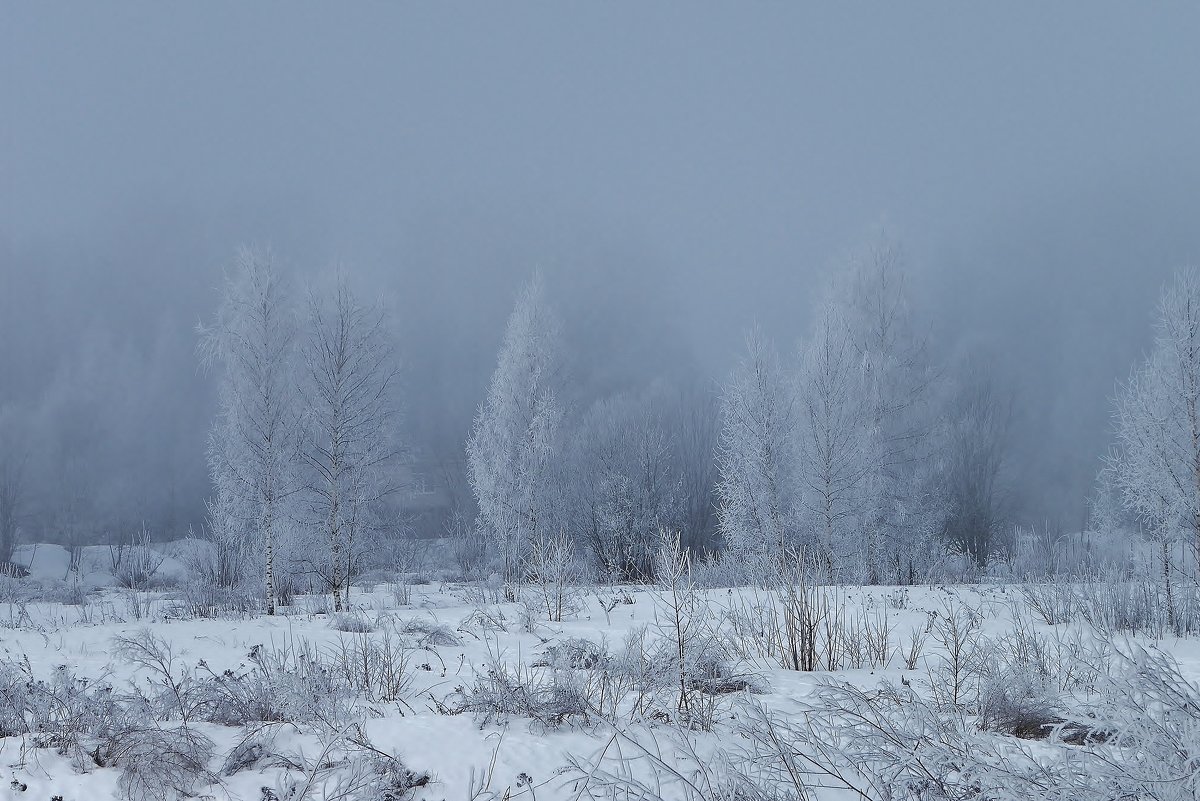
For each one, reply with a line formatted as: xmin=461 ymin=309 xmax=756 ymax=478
xmin=2 ymin=5 xmax=1200 ymax=800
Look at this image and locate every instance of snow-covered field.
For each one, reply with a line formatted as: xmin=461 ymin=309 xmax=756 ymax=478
xmin=2 ymin=561 xmax=1199 ymax=801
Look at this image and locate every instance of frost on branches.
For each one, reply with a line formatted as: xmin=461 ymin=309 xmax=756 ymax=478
xmin=1113 ymin=268 xmax=1200 ymax=601
xmin=198 ymin=247 xmax=303 ymax=615
xmin=467 ymin=273 xmax=566 ymax=582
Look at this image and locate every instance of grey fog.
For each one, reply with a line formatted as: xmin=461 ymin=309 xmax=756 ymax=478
xmin=2 ymin=5 xmax=1200 ymax=800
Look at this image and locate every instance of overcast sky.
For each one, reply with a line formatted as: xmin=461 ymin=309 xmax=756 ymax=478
xmin=3 ymin=3 xmax=1199 ymax=530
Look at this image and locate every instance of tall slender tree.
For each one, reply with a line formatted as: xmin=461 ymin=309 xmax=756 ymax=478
xmin=1112 ymin=268 xmax=1200 ymax=603
xmin=299 ymin=273 xmax=403 ymax=611
xmin=466 ymin=274 xmax=565 ymax=582
xmin=715 ymin=328 xmax=799 ymax=558
xmin=827 ymin=235 xmax=936 ymax=581
xmin=795 ymin=303 xmax=873 ymax=572
xmin=198 ymin=247 xmax=301 ymax=615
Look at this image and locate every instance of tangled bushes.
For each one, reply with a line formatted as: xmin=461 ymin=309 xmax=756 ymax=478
xmin=0 ymin=627 xmax=429 ymax=801
xmin=567 ymin=616 xmax=1200 ymax=801
xmin=462 ymin=654 xmax=593 ymax=731
xmin=457 ymin=624 xmax=758 ymax=734
xmin=95 ymin=724 xmax=216 ymax=801
xmin=0 ymin=656 xmax=217 ymax=800
xmin=725 ymin=644 xmax=1200 ymax=801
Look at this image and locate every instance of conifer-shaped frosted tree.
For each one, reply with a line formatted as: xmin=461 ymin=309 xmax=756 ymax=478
xmin=199 ymin=247 xmax=301 ymax=615
xmin=466 ymin=274 xmax=564 ymax=581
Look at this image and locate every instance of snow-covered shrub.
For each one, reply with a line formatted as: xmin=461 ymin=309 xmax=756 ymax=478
xmin=301 ymin=592 xmax=334 ymax=616
xmin=804 ymin=590 xmax=895 ymax=672
xmin=732 ymin=680 xmax=1079 ymax=800
xmin=92 ymin=723 xmax=216 ymax=801
xmin=390 ymin=577 xmax=412 ymax=607
xmin=1081 ymin=574 xmax=1167 ymax=633
xmin=927 ymin=599 xmax=986 ymax=710
xmin=569 ymin=632 xmax=1200 ymax=801
xmin=783 ymin=644 xmax=1200 ymax=800
xmin=33 ymin=670 xmax=133 ymax=760
xmin=456 ymin=606 xmax=509 ymax=639
xmin=0 ymin=658 xmax=30 ymax=737
xmin=273 ymin=570 xmax=299 ymax=608
xmin=539 ymin=637 xmax=610 ymax=671
xmin=328 ymin=630 xmax=413 ymax=703
xmin=607 ymin=625 xmax=672 ymax=714
xmin=1022 ymin=570 xmax=1200 ymax=639
xmin=725 ymin=574 xmax=891 ymax=672
xmin=456 ymin=573 xmax=510 ymax=606
xmin=462 ymin=635 xmax=678 ymax=728
xmin=108 ymin=527 xmax=167 ymax=590
xmin=356 ymin=749 xmax=431 ymax=800
xmin=267 ymin=732 xmax=428 ymax=801
xmin=220 ymin=731 xmax=275 ymax=776
xmin=193 ymin=641 xmax=353 ymax=727
xmin=1021 ymin=577 xmax=1080 ymax=625
xmin=975 ymin=658 xmax=1065 ymax=739
xmin=0 ymin=653 xmax=216 ymax=800
xmin=113 ymin=631 xmax=203 ymax=722
xmin=179 ymin=532 xmax=260 ymax=619
xmin=898 ymin=623 xmax=929 ymax=670
xmin=461 ymin=652 xmax=592 ymax=731
xmin=525 ymin=529 xmax=587 ymax=623
xmin=179 ymin=577 xmax=260 ymax=619
xmin=449 ymin=516 xmax=490 ymax=582
xmin=1 ymin=645 xmax=427 ymax=799
xmin=600 ymin=626 xmax=757 ymax=728
xmin=674 ymin=634 xmax=757 ymax=696
xmin=0 ymin=575 xmax=88 ymax=619
xmin=397 ymin=617 xmax=462 ymax=648
xmin=244 ymin=640 xmax=356 ymax=724
xmin=192 ymin=663 xmax=288 ymax=726
xmin=330 ymin=610 xmax=377 ymax=633
xmin=1081 ymin=645 xmax=1200 ymax=799
xmin=691 ymin=549 xmax=773 ymax=589
xmin=385 ymin=529 xmax=433 ymax=584
xmin=724 ymin=571 xmax=824 ymax=671
xmin=935 ymin=551 xmax=982 ymax=585
xmin=1079 ymin=573 xmax=1200 ymax=638
xmin=651 ymin=527 xmax=722 ymax=727
xmin=1005 ymin=525 xmax=1130 ymax=579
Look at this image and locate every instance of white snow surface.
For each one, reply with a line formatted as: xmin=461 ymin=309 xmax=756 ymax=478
xmin=0 ymin=572 xmax=1197 ymax=801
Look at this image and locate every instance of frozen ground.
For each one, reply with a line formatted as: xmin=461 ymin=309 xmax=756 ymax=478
xmin=0 ymin=565 xmax=1198 ymax=801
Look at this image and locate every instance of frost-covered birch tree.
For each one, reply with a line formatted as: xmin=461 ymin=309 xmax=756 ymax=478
xmin=795 ymin=304 xmax=873 ymax=572
xmin=198 ymin=247 xmax=301 ymax=615
xmin=466 ymin=274 xmax=565 ymax=582
xmin=828 ymin=235 xmax=937 ymax=581
xmin=715 ymin=328 xmax=799 ymax=558
xmin=299 ymin=273 xmax=402 ymax=611
xmin=1112 ymin=268 xmax=1200 ymax=594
